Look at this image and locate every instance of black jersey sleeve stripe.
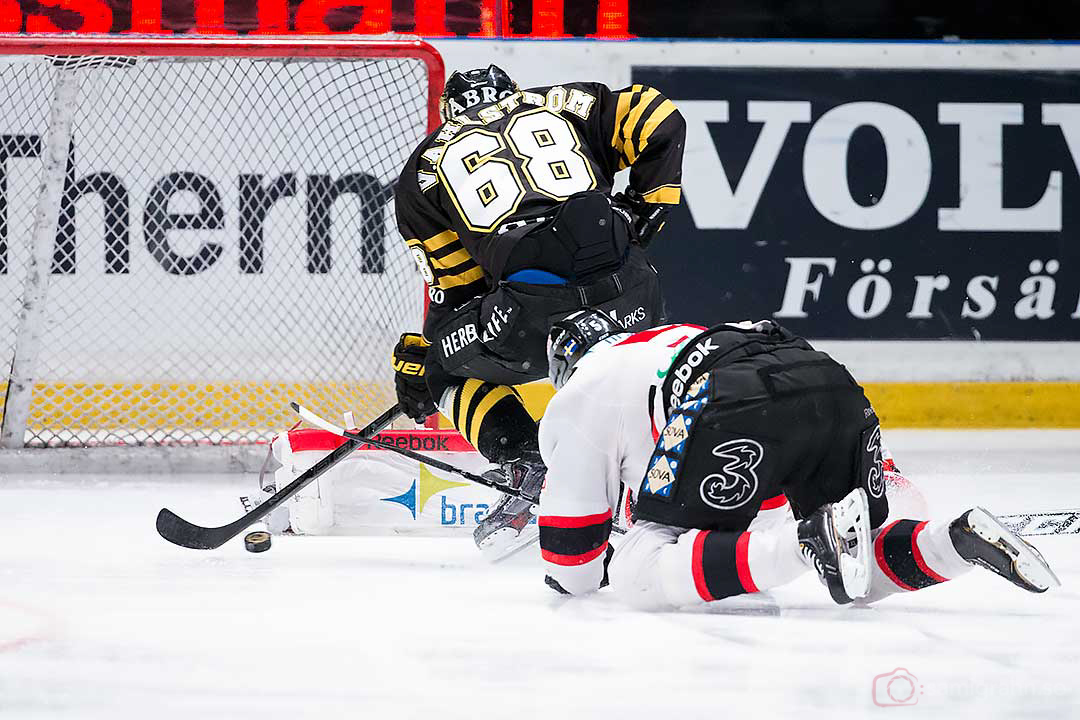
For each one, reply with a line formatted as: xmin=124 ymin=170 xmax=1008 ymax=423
xmin=618 ymin=87 xmax=661 ymax=164
xmin=627 ymin=93 xmax=668 ymax=164
xmin=632 ymin=99 xmax=679 ymax=164
xmin=613 ymin=84 xmax=645 ymax=153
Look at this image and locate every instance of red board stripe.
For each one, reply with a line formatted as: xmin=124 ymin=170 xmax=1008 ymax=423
xmin=691 ymin=530 xmax=714 ymax=602
xmin=287 ymin=428 xmax=476 ymax=453
xmin=539 ymin=509 xmax=613 ymax=529
xmin=735 ymin=532 xmax=759 ymax=593
xmin=874 ymin=520 xmax=916 ymax=592
xmin=541 ymin=542 xmax=608 ymax=567
xmin=911 ymin=521 xmax=950 ymax=583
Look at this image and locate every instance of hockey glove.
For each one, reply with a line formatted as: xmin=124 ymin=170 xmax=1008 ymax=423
xmin=393 ymin=333 xmax=437 ymax=423
xmin=613 ymin=188 xmax=669 ymax=248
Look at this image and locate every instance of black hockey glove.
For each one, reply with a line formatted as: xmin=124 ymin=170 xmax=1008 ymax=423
xmin=612 ymin=188 xmax=669 ymax=248
xmin=392 ymin=333 xmax=437 ymax=423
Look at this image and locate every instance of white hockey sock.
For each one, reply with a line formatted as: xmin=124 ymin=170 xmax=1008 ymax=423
xmin=866 ymin=519 xmax=972 ymax=601
xmin=745 ymin=520 xmax=809 ymax=590
xmin=656 ymin=522 xmax=808 ymax=607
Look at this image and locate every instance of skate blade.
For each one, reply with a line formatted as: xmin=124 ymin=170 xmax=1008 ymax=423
xmin=836 ymin=488 xmax=873 ymax=600
xmin=969 ymin=507 xmax=1061 ymax=592
xmin=477 ymin=525 xmax=540 ymax=563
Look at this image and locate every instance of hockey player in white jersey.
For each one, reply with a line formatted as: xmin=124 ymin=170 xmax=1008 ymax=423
xmin=536 ymin=310 xmax=1060 ymax=608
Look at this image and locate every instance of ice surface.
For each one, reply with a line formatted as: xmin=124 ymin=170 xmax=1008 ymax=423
xmin=2 ymin=430 xmax=1079 ymax=720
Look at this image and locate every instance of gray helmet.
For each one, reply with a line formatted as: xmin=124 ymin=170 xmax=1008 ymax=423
xmin=546 ymin=309 xmax=623 ymax=390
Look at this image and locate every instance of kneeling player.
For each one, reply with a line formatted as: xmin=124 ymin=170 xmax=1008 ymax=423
xmin=537 ymin=312 xmax=1060 ymax=607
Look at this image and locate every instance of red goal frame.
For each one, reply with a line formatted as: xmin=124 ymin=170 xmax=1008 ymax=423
xmin=0 ymin=35 xmax=444 ymax=133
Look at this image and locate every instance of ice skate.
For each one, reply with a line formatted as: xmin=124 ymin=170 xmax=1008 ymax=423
xmin=473 ymin=456 xmax=545 ymax=561
xmin=949 ymin=507 xmax=1061 ymax=593
xmin=798 ymin=488 xmax=873 ymax=604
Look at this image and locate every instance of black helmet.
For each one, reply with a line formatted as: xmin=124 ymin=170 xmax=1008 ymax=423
xmin=547 ymin=309 xmax=623 ymax=390
xmin=440 ymin=65 xmax=518 ymax=121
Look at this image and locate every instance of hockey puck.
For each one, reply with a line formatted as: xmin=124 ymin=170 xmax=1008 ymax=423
xmin=244 ymin=530 xmax=272 ymax=553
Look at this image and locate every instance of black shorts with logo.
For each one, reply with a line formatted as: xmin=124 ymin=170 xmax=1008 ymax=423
xmin=635 ymin=328 xmax=888 ymax=533
xmin=425 ymin=244 xmax=663 ymax=396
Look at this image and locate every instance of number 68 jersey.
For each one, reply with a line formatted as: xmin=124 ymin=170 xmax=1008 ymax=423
xmin=394 ymin=82 xmax=686 ymax=333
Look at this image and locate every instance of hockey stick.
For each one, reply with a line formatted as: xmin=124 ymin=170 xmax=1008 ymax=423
xmin=290 ymin=402 xmax=540 ymax=503
xmin=997 ymin=510 xmax=1080 ymax=537
xmin=155 ymin=404 xmax=403 ymax=550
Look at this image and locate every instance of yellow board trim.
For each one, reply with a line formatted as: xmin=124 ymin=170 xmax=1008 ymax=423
xmin=0 ymin=381 xmax=391 ymax=433
xmin=642 ymin=186 xmax=682 ymax=205
xmin=861 ymin=383 xmax=1080 ymax=428
xmin=442 ymin=382 xmax=1080 ymax=429
xmin=14 ymin=379 xmax=1066 ymax=440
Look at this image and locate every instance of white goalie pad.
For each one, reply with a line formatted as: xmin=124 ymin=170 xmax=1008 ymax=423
xmin=269 ymin=428 xmax=501 ymax=535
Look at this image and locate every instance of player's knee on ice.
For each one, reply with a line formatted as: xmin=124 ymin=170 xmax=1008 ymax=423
xmin=608 ymin=522 xmax=689 ymax=611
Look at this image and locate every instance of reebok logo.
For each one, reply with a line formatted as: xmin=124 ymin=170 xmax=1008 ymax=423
xmin=668 ymin=338 xmax=719 ymax=413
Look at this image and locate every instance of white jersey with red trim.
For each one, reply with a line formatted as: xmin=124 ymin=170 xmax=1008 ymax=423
xmin=537 ymin=322 xmax=981 ymax=610
xmin=537 ymin=323 xmax=707 ymax=595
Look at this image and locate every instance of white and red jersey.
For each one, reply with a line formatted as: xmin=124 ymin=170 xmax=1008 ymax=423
xmin=537 ymin=323 xmax=708 ymax=595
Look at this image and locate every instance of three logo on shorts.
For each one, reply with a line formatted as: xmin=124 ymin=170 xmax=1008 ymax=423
xmin=699 ymin=439 xmax=763 ymax=510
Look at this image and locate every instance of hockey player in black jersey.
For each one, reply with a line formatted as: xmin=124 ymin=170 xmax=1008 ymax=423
xmin=391 ymin=65 xmax=685 ymax=556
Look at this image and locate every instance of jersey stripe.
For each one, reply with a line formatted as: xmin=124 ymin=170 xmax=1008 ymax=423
xmin=620 ymin=88 xmax=661 ymax=164
xmin=625 ymin=91 xmax=665 ymax=164
xmin=611 ymin=84 xmax=642 ymax=149
xmin=636 ymin=98 xmax=679 ymax=158
xmin=421 ymin=229 xmax=459 ymax=252
xmin=429 ymin=247 xmax=473 ymax=270
xmin=437 ymin=265 xmax=486 ymax=288
xmin=642 ymin=185 xmax=681 ymax=205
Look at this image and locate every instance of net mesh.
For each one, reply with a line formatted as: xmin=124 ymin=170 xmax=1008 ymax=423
xmin=0 ymin=41 xmax=432 ymax=447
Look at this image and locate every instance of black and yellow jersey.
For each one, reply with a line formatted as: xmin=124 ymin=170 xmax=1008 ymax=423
xmin=394 ymin=81 xmax=685 ymax=336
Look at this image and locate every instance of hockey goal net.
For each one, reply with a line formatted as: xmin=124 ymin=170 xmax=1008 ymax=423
xmin=0 ymin=36 xmax=442 ymax=449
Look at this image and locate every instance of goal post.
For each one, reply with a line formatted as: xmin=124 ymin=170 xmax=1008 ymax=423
xmin=0 ymin=35 xmax=443 ymax=456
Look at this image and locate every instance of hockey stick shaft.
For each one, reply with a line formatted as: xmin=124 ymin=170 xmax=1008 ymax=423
xmin=155 ymin=404 xmax=403 ymax=549
xmin=291 ymin=402 xmax=538 ymax=503
xmin=997 ymin=510 xmax=1080 ymax=536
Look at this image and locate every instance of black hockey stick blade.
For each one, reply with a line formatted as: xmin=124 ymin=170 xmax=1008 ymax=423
xmin=156 ymin=507 xmax=248 ymax=550
xmin=155 ymin=404 xmax=402 ymax=550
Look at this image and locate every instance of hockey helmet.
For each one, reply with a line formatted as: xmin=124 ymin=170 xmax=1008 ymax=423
xmin=547 ymin=309 xmax=623 ymax=390
xmin=440 ymin=65 xmax=518 ymax=121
